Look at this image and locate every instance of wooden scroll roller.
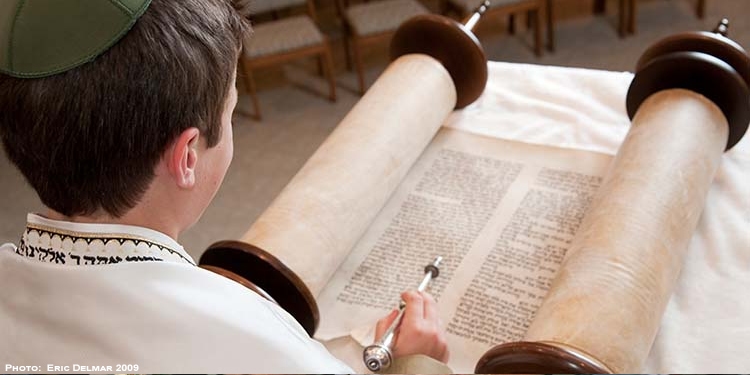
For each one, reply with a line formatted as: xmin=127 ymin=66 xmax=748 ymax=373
xmin=199 ymin=2 xmax=491 ymax=336
xmin=475 ymin=19 xmax=750 ymax=374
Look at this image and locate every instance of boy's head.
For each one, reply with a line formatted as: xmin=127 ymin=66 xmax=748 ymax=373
xmin=0 ymin=0 xmax=250 ymax=230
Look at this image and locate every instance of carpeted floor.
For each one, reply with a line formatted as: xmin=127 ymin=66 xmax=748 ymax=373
xmin=1 ymin=0 xmax=748 ymax=259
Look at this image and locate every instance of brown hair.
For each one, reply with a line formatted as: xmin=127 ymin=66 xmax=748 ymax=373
xmin=0 ymin=0 xmax=250 ymax=217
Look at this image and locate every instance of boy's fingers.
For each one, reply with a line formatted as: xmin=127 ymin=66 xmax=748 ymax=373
xmin=439 ymin=343 xmax=450 ymax=363
xmin=420 ymin=291 xmax=438 ymax=321
xmin=401 ymin=290 xmax=424 ymax=327
xmin=375 ymin=309 xmax=399 ymax=340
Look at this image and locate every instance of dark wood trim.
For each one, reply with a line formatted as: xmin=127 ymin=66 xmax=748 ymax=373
xmin=546 ymin=0 xmax=555 ymax=51
xmin=200 ymin=240 xmax=320 ymax=336
xmin=475 ymin=341 xmax=613 ymax=374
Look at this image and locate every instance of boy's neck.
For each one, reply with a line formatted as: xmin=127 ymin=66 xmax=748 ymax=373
xmin=42 ymin=159 xmax=201 ymax=243
xmin=45 ymin=207 xmax=181 ymax=241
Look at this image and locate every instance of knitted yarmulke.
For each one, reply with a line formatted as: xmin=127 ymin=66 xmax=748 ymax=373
xmin=0 ymin=0 xmax=151 ymax=78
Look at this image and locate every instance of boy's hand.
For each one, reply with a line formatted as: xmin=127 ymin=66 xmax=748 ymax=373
xmin=374 ymin=290 xmax=449 ymax=363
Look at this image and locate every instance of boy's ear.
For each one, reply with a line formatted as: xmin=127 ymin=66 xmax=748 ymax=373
xmin=167 ymin=127 xmax=201 ymax=189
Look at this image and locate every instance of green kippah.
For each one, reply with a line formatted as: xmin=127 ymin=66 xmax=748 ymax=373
xmin=0 ymin=0 xmax=152 ymax=78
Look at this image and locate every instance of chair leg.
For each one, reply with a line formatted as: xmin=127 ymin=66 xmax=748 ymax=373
xmin=240 ymin=60 xmax=262 ymax=121
xmin=618 ymin=0 xmax=627 ymax=37
xmin=696 ymin=0 xmax=705 ymax=19
xmin=508 ymin=14 xmax=516 ymax=35
xmin=352 ymin=37 xmax=366 ymax=95
xmin=628 ymin=0 xmax=636 ymax=34
xmin=533 ymin=9 xmax=542 ymax=57
xmin=323 ymin=44 xmax=337 ymax=102
xmin=526 ymin=10 xmax=533 ymax=29
xmin=545 ymin=0 xmax=555 ymax=52
xmin=439 ymin=0 xmax=448 ymax=14
xmin=317 ymin=55 xmax=325 ymax=77
xmin=343 ymin=37 xmax=353 ymax=71
xmin=593 ymin=0 xmax=606 ymax=14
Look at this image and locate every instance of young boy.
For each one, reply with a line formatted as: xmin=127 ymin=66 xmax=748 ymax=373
xmin=0 ymin=0 xmax=448 ymax=372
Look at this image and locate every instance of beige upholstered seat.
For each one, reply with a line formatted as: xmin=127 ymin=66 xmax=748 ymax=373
xmin=239 ymin=0 xmax=336 ymax=120
xmin=445 ymin=0 xmax=547 ymax=56
xmin=338 ymin=0 xmax=430 ymax=95
xmin=250 ymin=0 xmax=307 ymax=14
xmin=245 ymin=16 xmax=325 ymax=58
xmin=450 ymin=0 xmax=533 ymax=13
xmin=344 ymin=0 xmax=428 ymax=36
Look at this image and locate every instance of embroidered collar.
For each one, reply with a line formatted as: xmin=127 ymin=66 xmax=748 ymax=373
xmin=15 ymin=213 xmax=196 ymax=266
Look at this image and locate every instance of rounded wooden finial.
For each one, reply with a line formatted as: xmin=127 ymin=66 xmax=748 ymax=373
xmin=475 ymin=341 xmax=612 ymax=374
xmin=200 ymin=241 xmax=320 ymax=336
xmin=627 ymin=19 xmax=750 ymax=151
xmin=390 ymin=14 xmax=488 ymax=109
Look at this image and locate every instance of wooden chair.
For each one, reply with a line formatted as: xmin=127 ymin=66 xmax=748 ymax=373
xmin=592 ymin=0 xmax=629 ymax=37
xmin=445 ymin=0 xmax=546 ymax=56
xmin=240 ymin=0 xmax=336 ymax=120
xmin=594 ymin=0 xmax=705 ymax=37
xmin=697 ymin=0 xmax=706 ymax=18
xmin=625 ymin=0 xmax=707 ymax=34
xmin=337 ymin=0 xmax=430 ymax=95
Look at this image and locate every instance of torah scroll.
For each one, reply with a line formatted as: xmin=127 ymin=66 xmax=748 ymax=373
xmin=476 ymin=20 xmax=750 ymax=374
xmin=242 ymin=54 xmax=456 ymax=299
xmin=199 ymin=10 xmax=489 ymax=335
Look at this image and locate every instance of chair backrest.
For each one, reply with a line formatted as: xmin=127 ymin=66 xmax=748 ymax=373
xmin=451 ymin=0 xmax=533 ymax=13
xmin=250 ymin=0 xmax=308 ymax=14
